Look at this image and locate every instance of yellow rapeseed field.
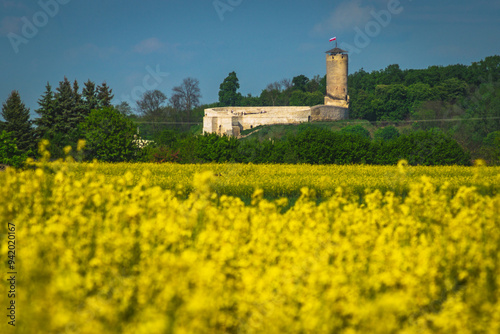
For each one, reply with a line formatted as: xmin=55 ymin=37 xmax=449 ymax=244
xmin=1 ymin=158 xmax=499 ymax=333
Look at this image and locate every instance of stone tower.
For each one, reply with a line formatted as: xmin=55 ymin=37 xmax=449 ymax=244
xmin=324 ymin=47 xmax=349 ymax=108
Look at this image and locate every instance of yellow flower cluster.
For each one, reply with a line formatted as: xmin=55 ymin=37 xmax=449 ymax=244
xmin=0 ymin=162 xmax=499 ymax=333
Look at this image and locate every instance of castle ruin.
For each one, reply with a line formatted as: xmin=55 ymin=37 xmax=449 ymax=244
xmin=203 ymin=47 xmax=349 ymax=137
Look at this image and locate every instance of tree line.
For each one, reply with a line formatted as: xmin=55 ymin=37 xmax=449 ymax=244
xmin=214 ymin=55 xmax=500 ymax=162
xmin=0 ymin=75 xmax=202 ymax=162
xmin=136 ymin=124 xmax=471 ymax=166
xmin=1 ymin=55 xmax=499 ymax=166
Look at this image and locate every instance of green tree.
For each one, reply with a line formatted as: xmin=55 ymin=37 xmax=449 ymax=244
xmin=289 ymin=90 xmax=307 ymax=106
xmin=0 ymin=130 xmax=28 ymax=168
xmin=53 ymin=77 xmax=79 ymax=143
xmin=435 ymin=78 xmax=468 ymax=100
xmin=340 ymin=125 xmax=371 ymax=139
xmin=260 ymin=82 xmax=282 ymax=106
xmin=453 ymin=82 xmax=500 ymax=153
xmin=349 ymin=90 xmax=376 ymax=121
xmin=71 ymin=79 xmax=88 ymax=128
xmin=115 ymin=101 xmax=133 ymax=116
xmin=195 ymin=133 xmax=240 ymax=162
xmin=170 ymin=77 xmax=202 ymax=123
xmin=35 ymin=82 xmax=56 ymax=138
xmin=305 ymin=91 xmax=324 ymax=106
xmin=305 ymin=75 xmax=321 ymax=93
xmin=82 ymin=80 xmax=99 ymax=112
xmin=1 ymin=90 xmax=35 ymax=154
xmin=97 ymin=82 xmax=114 ymax=108
xmin=482 ymin=131 xmax=500 ymax=165
xmin=241 ymin=94 xmax=262 ymax=106
xmin=79 ymin=107 xmax=138 ymax=162
xmin=218 ymin=71 xmax=242 ymax=107
xmin=407 ymin=82 xmax=435 ymax=102
xmin=375 ymin=129 xmax=470 ymax=166
xmin=292 ymin=75 xmax=309 ymax=92
xmin=136 ymin=90 xmax=169 ymax=134
xmin=374 ymin=126 xmax=400 ymax=141
xmin=380 ymin=64 xmax=404 ymax=85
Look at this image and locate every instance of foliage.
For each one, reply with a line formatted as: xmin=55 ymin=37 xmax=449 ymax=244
xmin=292 ymin=74 xmax=309 ymax=92
xmin=340 ymin=124 xmax=371 ymax=139
xmin=218 ymin=71 xmax=242 ymax=107
xmin=292 ymin=127 xmax=374 ymax=164
xmin=96 ymin=82 xmax=114 ymax=108
xmin=34 ymin=78 xmax=116 ymax=157
xmin=374 ymin=126 xmax=400 ymax=141
xmin=195 ymin=133 xmax=240 ymax=162
xmin=170 ymin=77 xmax=202 ymax=123
xmin=34 ymin=82 xmax=57 ymax=139
xmin=79 ymin=107 xmax=138 ymax=162
xmin=0 ymin=130 xmax=28 ymax=168
xmin=348 ymin=56 xmax=500 ymax=123
xmin=289 ymin=90 xmax=324 ymax=106
xmin=375 ymin=129 xmax=471 ymax=166
xmin=1 ymin=163 xmax=499 ymax=333
xmin=115 ymin=101 xmax=133 ymax=116
xmin=82 ymin=80 xmax=99 ymax=112
xmin=482 ymin=131 xmax=500 ymax=165
xmin=150 ymin=125 xmax=471 ymax=166
xmin=455 ymin=82 xmax=500 ymax=146
xmin=153 ymin=129 xmax=181 ymax=147
xmin=1 ymin=90 xmax=35 ymax=154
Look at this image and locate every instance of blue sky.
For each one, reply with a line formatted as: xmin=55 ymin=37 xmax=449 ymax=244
xmin=1 ymin=0 xmax=499 ymax=116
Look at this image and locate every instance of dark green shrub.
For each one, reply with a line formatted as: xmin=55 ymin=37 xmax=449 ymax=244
xmin=482 ymin=131 xmax=500 ymax=165
xmin=153 ymin=129 xmax=180 ymax=147
xmin=374 ymin=126 xmax=400 ymax=141
xmin=291 ymin=127 xmax=374 ymax=164
xmin=79 ymin=107 xmax=138 ymax=162
xmin=0 ymin=130 xmax=28 ymax=168
xmin=195 ymin=133 xmax=241 ymax=162
xmin=375 ymin=129 xmax=470 ymax=165
xmin=340 ymin=125 xmax=371 ymax=139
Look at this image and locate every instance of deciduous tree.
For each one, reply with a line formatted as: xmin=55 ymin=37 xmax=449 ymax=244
xmin=170 ymin=77 xmax=202 ymax=123
xmin=136 ymin=90 xmax=169 ymax=133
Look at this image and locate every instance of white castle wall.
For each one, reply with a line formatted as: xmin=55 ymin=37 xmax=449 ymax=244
xmin=203 ymin=105 xmax=348 ymax=136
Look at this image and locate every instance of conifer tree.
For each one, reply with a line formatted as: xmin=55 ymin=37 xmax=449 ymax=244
xmin=1 ymin=90 xmax=35 ymax=153
xmin=97 ymin=82 xmax=114 ymax=108
xmin=72 ymin=79 xmax=87 ymax=124
xmin=35 ymin=82 xmax=56 ymax=138
xmin=54 ymin=77 xmax=76 ymax=135
xmin=82 ymin=80 xmax=98 ymax=112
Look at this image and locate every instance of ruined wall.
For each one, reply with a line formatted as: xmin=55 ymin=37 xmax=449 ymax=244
xmin=203 ymin=107 xmax=311 ymax=136
xmin=203 ymin=50 xmax=350 ymax=137
xmin=310 ymin=105 xmax=349 ymax=122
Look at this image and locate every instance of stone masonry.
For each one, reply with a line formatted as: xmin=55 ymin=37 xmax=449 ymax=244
xmin=203 ymin=47 xmax=349 ymax=137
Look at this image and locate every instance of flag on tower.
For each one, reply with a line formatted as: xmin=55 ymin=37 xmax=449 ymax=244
xmin=329 ymin=37 xmax=337 ymax=42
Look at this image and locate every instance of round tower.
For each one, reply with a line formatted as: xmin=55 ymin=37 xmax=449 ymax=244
xmin=325 ymin=47 xmax=349 ymax=108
